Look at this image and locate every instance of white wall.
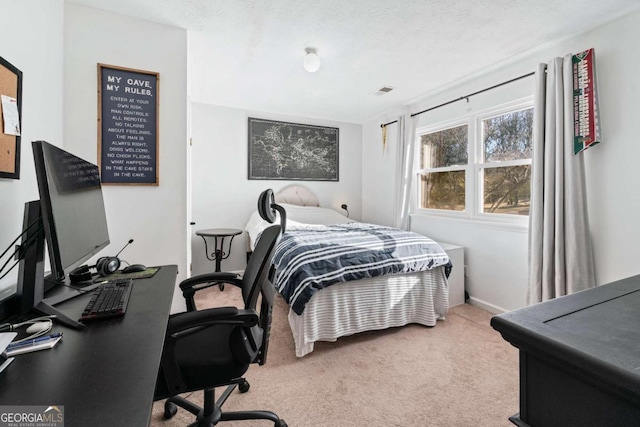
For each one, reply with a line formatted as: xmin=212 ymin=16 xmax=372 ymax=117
xmin=63 ymin=3 xmax=188 ymax=311
xmin=362 ymin=9 xmax=640 ymax=312
xmin=581 ymin=10 xmax=640 ymax=287
xmin=190 ymin=102 xmax=362 ymax=275
xmin=5 ymin=2 xmax=637 ymax=316
xmin=0 ymin=0 xmax=64 ymax=301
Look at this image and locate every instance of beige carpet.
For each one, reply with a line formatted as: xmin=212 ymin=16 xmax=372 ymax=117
xmin=150 ymin=286 xmax=519 ymax=426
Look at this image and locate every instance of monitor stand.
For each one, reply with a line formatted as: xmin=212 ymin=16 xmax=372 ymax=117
xmin=16 ymin=201 xmax=88 ymax=329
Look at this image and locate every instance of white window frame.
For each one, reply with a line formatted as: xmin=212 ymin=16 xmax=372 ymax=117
xmin=414 ymin=118 xmax=472 ymax=215
xmin=412 ymin=97 xmax=533 ymax=227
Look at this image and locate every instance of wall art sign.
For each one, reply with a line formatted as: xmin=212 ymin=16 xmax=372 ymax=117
xmin=572 ymin=48 xmax=601 ymax=154
xmin=248 ymin=117 xmax=339 ymax=181
xmin=98 ymin=64 xmax=159 ymax=185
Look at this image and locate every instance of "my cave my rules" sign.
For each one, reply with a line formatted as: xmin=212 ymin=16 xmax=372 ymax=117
xmin=98 ymin=64 xmax=159 ymax=185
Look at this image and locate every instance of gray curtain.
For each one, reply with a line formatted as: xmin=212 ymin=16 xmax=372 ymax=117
xmin=528 ymin=55 xmax=596 ymax=304
xmin=394 ymin=115 xmax=417 ymax=230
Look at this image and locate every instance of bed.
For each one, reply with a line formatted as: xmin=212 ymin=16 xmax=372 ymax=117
xmin=245 ymin=185 xmax=451 ymax=357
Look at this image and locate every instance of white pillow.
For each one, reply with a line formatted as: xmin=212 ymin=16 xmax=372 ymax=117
xmin=279 ymin=203 xmax=354 ymax=225
xmin=244 ymin=204 xmax=355 ymax=250
xmin=244 ymin=210 xmax=278 ymax=251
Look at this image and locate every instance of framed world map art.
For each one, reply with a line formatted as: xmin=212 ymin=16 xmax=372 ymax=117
xmin=248 ymin=117 xmax=339 ymax=181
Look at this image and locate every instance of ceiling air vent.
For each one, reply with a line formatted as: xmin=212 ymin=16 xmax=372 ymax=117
xmin=375 ymin=86 xmax=394 ymax=95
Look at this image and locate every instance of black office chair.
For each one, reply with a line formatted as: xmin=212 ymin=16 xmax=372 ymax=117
xmin=154 ymin=224 xmax=287 ymax=427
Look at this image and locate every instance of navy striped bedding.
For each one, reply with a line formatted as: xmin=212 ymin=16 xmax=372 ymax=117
xmin=272 ymin=222 xmax=451 ymax=315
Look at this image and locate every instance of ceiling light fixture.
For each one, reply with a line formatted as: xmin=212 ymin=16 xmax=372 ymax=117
xmin=303 ymin=47 xmax=321 ymax=73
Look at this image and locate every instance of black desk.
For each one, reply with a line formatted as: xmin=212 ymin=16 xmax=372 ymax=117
xmin=0 ymin=265 xmax=177 ymax=427
xmin=491 ymin=274 xmax=640 ymax=427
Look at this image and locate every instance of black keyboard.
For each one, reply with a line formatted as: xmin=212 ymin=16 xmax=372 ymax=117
xmin=79 ymin=278 xmax=133 ymax=322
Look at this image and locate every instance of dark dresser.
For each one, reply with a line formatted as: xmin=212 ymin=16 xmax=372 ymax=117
xmin=491 ymin=275 xmax=640 ymax=427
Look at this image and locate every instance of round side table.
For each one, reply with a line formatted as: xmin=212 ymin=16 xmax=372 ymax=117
xmin=196 ymin=228 xmax=242 ymax=290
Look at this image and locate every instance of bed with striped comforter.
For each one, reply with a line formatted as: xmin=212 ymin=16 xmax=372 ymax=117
xmin=247 ymin=187 xmax=452 ymax=357
xmin=273 ymin=222 xmax=451 ymax=315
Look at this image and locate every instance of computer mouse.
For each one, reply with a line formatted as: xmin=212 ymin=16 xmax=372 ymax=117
xmin=122 ymin=264 xmax=147 ymax=273
xmin=26 ymin=321 xmax=51 ymax=334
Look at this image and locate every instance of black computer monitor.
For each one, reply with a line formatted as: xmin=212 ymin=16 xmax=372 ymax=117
xmin=33 ymin=140 xmax=110 ymax=281
xmin=16 ymin=141 xmax=111 ymax=328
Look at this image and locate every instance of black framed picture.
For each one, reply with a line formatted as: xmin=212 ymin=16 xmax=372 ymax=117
xmin=248 ymin=117 xmax=339 ymax=181
xmin=97 ymin=63 xmax=159 ymax=185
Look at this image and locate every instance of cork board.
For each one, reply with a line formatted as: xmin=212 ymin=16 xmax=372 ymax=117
xmin=0 ymin=56 xmax=22 ymax=179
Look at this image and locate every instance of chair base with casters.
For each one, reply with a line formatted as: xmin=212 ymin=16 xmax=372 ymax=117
xmin=163 ymin=378 xmax=287 ymax=427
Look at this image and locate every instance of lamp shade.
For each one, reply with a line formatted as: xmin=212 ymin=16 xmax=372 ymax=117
xmin=303 ymin=48 xmax=321 ymax=73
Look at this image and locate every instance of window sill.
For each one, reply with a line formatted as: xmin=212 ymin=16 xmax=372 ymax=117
xmin=409 ymin=211 xmax=529 ymax=233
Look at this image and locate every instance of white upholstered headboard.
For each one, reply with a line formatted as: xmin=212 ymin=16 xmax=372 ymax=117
xmin=274 ymin=185 xmax=319 ymax=207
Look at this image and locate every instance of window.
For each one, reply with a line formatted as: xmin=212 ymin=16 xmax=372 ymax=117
xmin=418 ymin=124 xmax=468 ymax=211
xmin=480 ymin=109 xmax=532 ymax=216
xmin=415 ymin=101 xmax=533 ymax=221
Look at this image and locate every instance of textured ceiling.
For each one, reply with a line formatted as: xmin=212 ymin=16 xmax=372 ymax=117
xmin=69 ymin=0 xmax=640 ymax=123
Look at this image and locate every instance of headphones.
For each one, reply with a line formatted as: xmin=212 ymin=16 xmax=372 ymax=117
xmin=68 ymin=257 xmax=120 ymax=283
xmin=95 ymin=256 xmax=121 ymax=276
xmin=68 ymin=265 xmax=93 ymax=283
xmin=68 ymin=239 xmax=134 ymax=283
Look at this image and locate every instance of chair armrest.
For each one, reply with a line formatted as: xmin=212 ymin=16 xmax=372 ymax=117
xmin=179 ymin=272 xmax=241 ymax=291
xmin=179 ymin=272 xmax=242 ymax=311
xmin=166 ymin=307 xmax=258 ymax=339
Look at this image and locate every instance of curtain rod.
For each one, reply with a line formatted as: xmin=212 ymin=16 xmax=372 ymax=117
xmin=380 ymin=71 xmax=535 ymax=128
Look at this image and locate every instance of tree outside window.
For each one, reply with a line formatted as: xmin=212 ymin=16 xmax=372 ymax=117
xmin=481 ymin=108 xmax=533 ymax=216
xmin=418 ymin=124 xmax=467 ymax=211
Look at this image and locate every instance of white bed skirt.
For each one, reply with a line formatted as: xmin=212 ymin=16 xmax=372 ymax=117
xmin=287 ymin=267 xmax=449 ymax=357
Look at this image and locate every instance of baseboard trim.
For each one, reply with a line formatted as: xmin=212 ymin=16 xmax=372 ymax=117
xmin=467 ymin=296 xmax=508 ymax=314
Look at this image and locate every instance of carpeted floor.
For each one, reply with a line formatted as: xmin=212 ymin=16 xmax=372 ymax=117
xmin=150 ymin=286 xmax=519 ymax=426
